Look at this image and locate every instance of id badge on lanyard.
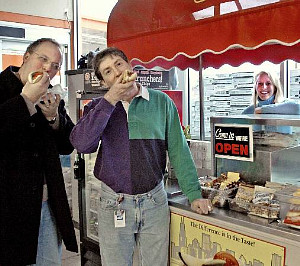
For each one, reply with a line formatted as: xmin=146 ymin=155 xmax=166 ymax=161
xmin=114 ymin=195 xmax=125 ymax=227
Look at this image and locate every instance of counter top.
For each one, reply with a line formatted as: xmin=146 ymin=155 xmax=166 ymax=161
xmin=211 ymin=114 xmax=300 ymax=126
xmin=168 ymin=193 xmax=300 ymax=243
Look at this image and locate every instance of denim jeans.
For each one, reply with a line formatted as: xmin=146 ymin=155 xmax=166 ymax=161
xmin=97 ymin=181 xmax=170 ymax=266
xmin=29 ymin=201 xmax=62 ymax=266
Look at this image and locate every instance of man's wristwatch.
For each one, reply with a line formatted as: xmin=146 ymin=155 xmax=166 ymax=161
xmin=47 ymin=116 xmax=57 ymax=124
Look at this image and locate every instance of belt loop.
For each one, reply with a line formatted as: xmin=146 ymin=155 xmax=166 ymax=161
xmin=135 ymin=195 xmax=139 ymax=203
xmin=116 ymin=194 xmax=124 ymax=210
xmin=117 ymin=194 xmax=124 ymax=203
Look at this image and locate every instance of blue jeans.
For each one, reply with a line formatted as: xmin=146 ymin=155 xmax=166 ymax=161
xmin=97 ymin=181 xmax=170 ymax=266
xmin=29 ymin=201 xmax=62 ymax=266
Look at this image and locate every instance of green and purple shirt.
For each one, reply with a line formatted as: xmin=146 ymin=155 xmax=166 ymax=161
xmin=70 ymin=86 xmax=201 ymax=203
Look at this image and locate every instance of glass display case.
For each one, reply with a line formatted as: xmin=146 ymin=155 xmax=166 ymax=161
xmin=67 ymin=69 xmax=107 ymax=265
xmin=83 ymin=153 xmax=101 ymax=242
xmin=210 ymin=114 xmax=300 ymax=229
xmin=211 ymin=114 xmax=300 ymax=186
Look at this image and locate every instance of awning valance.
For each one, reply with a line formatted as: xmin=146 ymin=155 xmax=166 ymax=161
xmin=107 ymin=0 xmax=300 ymax=70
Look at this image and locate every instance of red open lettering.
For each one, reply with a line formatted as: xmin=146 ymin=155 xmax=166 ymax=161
xmin=240 ymin=144 xmax=249 ymax=156
xmin=224 ymin=143 xmax=231 ymax=153
xmin=215 ymin=143 xmax=223 ymax=153
xmin=232 ymin=144 xmax=239 ymax=155
xmin=216 ymin=143 xmax=249 ymax=157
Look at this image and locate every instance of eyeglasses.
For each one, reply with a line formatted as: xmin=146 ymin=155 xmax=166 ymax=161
xmin=33 ymin=52 xmax=61 ymax=71
xmin=257 ymin=81 xmax=272 ymax=87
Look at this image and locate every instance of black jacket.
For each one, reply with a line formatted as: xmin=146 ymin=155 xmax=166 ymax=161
xmin=0 ymin=66 xmax=78 ymax=265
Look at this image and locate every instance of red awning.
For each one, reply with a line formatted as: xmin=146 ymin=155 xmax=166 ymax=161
xmin=107 ymin=0 xmax=300 ymax=70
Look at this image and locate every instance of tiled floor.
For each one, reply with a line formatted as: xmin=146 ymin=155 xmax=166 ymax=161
xmin=62 ymin=228 xmax=81 ymax=266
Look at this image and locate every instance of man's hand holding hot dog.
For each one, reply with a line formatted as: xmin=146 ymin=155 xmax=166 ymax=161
xmin=21 ymin=71 xmax=60 ymax=125
xmin=22 ymin=71 xmax=50 ymax=104
xmin=104 ymin=70 xmax=139 ymax=105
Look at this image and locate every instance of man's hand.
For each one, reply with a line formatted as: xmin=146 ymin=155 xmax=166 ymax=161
xmin=104 ymin=75 xmax=139 ymax=105
xmin=37 ymin=93 xmax=60 ymax=121
xmin=22 ymin=72 xmax=50 ymax=104
xmin=191 ymin=198 xmax=213 ymax=215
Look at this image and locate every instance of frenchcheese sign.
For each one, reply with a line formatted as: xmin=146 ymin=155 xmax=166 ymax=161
xmin=214 ymin=124 xmax=253 ymax=162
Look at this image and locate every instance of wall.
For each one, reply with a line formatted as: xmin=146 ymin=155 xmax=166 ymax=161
xmin=0 ymin=0 xmax=73 ymax=21
xmin=0 ymin=0 xmax=74 ymax=77
xmin=0 ymin=0 xmax=74 ymax=67
xmin=81 ymin=18 xmax=107 ymax=55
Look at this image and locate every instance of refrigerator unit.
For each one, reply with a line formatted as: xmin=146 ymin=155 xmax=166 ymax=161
xmin=67 ymin=69 xmax=107 ymax=265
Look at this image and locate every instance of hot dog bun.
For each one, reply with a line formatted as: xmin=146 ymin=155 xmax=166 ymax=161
xmin=121 ymin=70 xmax=137 ymax=84
xmin=28 ymin=71 xmax=43 ymax=84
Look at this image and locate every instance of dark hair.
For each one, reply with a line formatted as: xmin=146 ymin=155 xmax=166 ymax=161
xmin=25 ymin=38 xmax=62 ymax=55
xmin=93 ymin=47 xmax=129 ymax=81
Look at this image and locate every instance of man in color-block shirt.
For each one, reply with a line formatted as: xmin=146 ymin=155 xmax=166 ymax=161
xmin=70 ymin=47 xmax=212 ymax=266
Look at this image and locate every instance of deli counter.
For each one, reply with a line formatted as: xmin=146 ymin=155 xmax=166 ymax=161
xmin=169 ymin=114 xmax=300 ymax=266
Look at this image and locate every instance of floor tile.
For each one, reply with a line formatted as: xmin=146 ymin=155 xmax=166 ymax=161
xmin=62 ymin=227 xmax=81 ymax=265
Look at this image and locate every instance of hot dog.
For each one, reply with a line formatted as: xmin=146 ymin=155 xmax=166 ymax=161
xmin=28 ymin=71 xmax=43 ymax=84
xmin=121 ymin=70 xmax=137 ymax=84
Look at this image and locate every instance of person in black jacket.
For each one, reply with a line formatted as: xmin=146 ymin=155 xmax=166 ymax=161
xmin=0 ymin=38 xmax=78 ymax=265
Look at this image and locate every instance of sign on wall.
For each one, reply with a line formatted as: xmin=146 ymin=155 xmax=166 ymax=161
xmin=214 ymin=123 xmax=253 ymax=161
xmin=135 ymin=69 xmax=169 ymax=89
xmin=170 ymin=212 xmax=285 ymax=266
xmin=83 ymin=69 xmax=107 ymax=93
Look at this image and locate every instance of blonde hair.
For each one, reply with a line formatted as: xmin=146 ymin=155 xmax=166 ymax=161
xmin=253 ymin=71 xmax=284 ymax=107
